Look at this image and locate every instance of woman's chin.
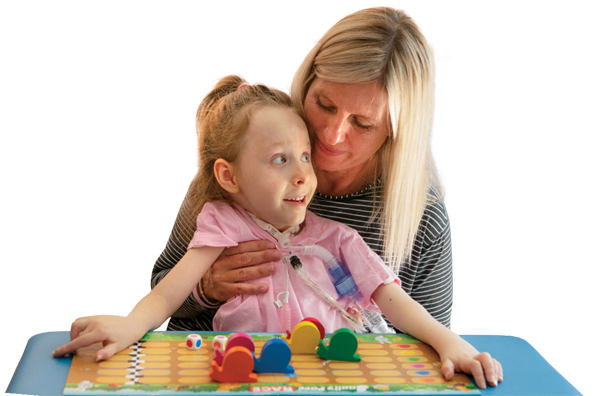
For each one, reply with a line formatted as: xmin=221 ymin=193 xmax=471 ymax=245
xmin=313 ymin=155 xmax=344 ymax=173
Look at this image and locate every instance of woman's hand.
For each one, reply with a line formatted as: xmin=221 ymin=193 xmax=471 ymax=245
xmin=202 ymin=240 xmax=281 ymax=302
xmin=52 ymin=315 xmax=146 ymax=361
xmin=437 ymin=337 xmax=503 ymax=389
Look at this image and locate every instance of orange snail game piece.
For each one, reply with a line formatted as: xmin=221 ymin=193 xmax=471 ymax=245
xmin=213 ymin=349 xmax=226 ymax=366
xmin=209 ymin=346 xmax=258 ymax=383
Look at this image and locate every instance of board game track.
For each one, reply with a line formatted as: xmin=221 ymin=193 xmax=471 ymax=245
xmin=64 ymin=332 xmax=479 ymax=395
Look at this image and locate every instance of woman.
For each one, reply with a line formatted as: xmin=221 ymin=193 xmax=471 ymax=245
xmin=152 ymin=6 xmax=452 ymax=333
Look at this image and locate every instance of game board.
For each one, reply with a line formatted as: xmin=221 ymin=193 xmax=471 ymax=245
xmin=63 ymin=332 xmax=479 ymax=395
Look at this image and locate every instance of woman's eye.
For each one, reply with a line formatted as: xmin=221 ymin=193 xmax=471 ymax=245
xmin=352 ymin=117 xmax=372 ymax=131
xmin=317 ymin=100 xmax=335 ymax=113
xmin=272 ymin=155 xmax=286 ymax=164
xmin=301 ymin=153 xmax=310 ymax=162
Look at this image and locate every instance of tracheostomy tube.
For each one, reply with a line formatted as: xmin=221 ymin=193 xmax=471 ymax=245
xmin=289 ymin=244 xmax=395 ymax=334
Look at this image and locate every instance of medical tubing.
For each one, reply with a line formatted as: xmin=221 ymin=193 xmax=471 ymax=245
xmin=288 ymin=255 xmax=366 ymax=333
xmin=291 ymin=245 xmax=394 ymax=334
xmin=280 ymin=303 xmax=291 ymax=333
xmin=274 ymin=291 xmax=292 ymax=333
xmin=282 ymin=260 xmax=292 ymax=333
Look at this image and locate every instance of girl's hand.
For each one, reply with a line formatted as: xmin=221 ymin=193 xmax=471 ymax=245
xmin=438 ymin=338 xmax=503 ymax=389
xmin=371 ymin=282 xmax=503 ymax=389
xmin=52 ymin=315 xmax=146 ymax=361
xmin=202 ymin=240 xmax=281 ymax=302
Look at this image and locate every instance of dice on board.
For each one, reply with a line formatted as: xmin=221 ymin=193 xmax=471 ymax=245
xmin=212 ymin=335 xmax=228 ymax=351
xmin=186 ymin=334 xmax=202 ymax=350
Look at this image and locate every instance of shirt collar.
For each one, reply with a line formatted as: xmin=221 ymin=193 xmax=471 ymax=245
xmin=247 ymin=212 xmax=300 ymax=248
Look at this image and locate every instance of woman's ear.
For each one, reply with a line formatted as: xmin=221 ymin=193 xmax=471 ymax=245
xmin=214 ymin=159 xmax=240 ymax=194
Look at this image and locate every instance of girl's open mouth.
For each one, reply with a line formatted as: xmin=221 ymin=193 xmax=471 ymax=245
xmin=284 ymin=196 xmax=306 ymax=203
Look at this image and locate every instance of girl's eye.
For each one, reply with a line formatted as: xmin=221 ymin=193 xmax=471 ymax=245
xmin=272 ymin=155 xmax=286 ymax=164
xmin=301 ymin=153 xmax=310 ymax=162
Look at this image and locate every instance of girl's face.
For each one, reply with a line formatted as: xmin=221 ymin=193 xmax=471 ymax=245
xmin=303 ymin=78 xmax=389 ymax=177
xmin=233 ymin=106 xmax=317 ymax=232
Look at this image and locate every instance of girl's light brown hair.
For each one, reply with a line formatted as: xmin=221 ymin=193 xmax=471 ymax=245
xmin=291 ymin=7 xmax=442 ymax=273
xmin=188 ymin=75 xmax=296 ymax=217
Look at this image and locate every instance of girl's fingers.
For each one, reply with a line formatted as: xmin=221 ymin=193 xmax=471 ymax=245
xmin=441 ymin=358 xmax=456 ymax=381
xmin=95 ymin=342 xmax=120 ymax=362
xmin=466 ymin=359 xmax=486 ymax=389
xmin=496 ymin=358 xmax=504 ymax=383
xmin=53 ymin=331 xmax=99 ymax=357
xmin=69 ymin=318 xmax=90 ymax=341
xmin=441 ymin=352 xmax=501 ymax=389
xmin=474 ymin=352 xmax=498 ymax=387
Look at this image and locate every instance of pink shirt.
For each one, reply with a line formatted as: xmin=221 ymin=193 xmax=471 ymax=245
xmin=188 ymin=201 xmax=398 ymax=333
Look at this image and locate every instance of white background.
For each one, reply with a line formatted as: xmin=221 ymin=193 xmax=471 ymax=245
xmin=1 ymin=1 xmax=599 ymax=395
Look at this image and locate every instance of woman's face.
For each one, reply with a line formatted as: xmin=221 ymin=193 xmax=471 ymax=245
xmin=303 ymin=78 xmax=389 ymax=177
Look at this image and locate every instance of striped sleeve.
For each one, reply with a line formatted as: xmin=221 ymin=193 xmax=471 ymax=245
xmin=401 ymin=198 xmax=453 ymax=328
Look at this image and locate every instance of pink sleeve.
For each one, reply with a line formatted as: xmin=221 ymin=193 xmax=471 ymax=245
xmin=188 ymin=201 xmax=242 ymax=250
xmin=337 ymin=229 xmax=399 ymax=306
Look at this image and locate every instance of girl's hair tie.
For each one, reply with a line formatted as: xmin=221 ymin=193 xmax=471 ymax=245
xmin=237 ymin=83 xmax=250 ymax=90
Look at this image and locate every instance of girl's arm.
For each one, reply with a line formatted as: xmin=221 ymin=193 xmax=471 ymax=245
xmin=372 ymin=282 xmax=503 ymax=389
xmin=53 ymin=246 xmax=224 ymax=361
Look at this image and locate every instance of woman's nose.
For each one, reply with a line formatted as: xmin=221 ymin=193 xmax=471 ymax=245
xmin=322 ymin=116 xmax=347 ymax=145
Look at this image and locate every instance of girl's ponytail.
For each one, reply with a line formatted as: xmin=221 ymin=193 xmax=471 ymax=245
xmin=196 ymin=75 xmax=247 ymax=130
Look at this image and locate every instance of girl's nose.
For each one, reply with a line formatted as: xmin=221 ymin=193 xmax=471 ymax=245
xmin=293 ymin=164 xmax=311 ymax=185
xmin=322 ymin=116 xmax=347 ymax=145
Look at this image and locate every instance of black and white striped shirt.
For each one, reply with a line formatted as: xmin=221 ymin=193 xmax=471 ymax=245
xmin=151 ymin=181 xmax=452 ymax=331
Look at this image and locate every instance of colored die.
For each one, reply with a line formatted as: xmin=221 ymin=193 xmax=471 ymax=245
xmin=186 ymin=334 xmax=202 ymax=350
xmin=212 ymin=335 xmax=228 ymax=351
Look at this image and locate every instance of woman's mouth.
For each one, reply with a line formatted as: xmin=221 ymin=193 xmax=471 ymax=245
xmin=316 ymin=140 xmax=344 ymax=156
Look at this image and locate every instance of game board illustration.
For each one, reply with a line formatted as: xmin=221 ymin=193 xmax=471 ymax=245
xmin=64 ymin=332 xmax=480 ymax=395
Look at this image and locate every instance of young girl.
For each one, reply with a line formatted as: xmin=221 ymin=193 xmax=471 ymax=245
xmin=53 ymin=75 xmax=500 ymax=388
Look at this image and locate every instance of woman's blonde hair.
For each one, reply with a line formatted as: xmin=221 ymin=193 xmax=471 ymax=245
xmin=188 ymin=75 xmax=296 ymax=217
xmin=291 ymin=7 xmax=442 ymax=273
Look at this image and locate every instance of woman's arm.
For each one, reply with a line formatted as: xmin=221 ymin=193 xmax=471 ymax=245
xmin=372 ymin=282 xmax=502 ymax=389
xmin=55 ymin=246 xmax=224 ymax=361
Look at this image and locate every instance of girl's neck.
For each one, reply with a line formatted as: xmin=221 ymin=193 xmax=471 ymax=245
xmin=246 ymin=211 xmax=301 ymax=247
